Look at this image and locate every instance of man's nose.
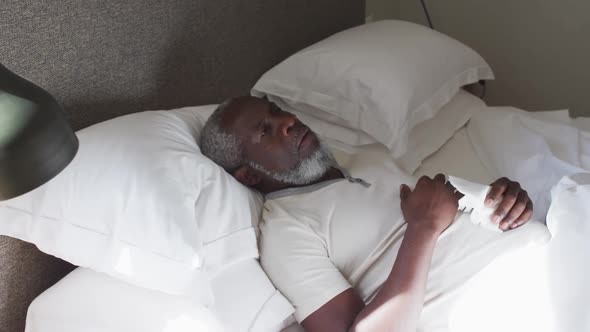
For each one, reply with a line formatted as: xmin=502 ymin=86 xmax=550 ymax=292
xmin=279 ymin=114 xmax=296 ymax=136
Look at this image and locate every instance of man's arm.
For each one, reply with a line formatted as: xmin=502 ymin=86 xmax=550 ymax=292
xmin=301 ymin=227 xmax=438 ymax=332
xmin=302 ymin=174 xmax=459 ymax=332
xmin=351 ymin=224 xmax=440 ymax=331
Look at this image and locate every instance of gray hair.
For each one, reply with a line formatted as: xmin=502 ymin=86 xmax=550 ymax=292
xmin=249 ymin=143 xmax=336 ymax=185
xmin=199 ymin=98 xmax=243 ymax=171
xmin=200 ymin=97 xmax=336 ymax=186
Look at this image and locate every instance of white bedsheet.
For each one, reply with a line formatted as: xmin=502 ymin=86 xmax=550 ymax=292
xmin=446 ymin=107 xmax=590 ymax=332
xmin=373 ymin=107 xmax=590 ymax=332
xmin=467 ymin=107 xmax=590 ymax=220
xmin=448 ymin=173 xmax=590 ymax=332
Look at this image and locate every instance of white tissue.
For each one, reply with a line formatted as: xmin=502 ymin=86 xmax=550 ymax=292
xmin=448 ymin=176 xmax=503 ymax=233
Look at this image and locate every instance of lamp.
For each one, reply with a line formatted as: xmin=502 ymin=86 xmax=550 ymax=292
xmin=0 ymin=63 xmax=78 ymax=201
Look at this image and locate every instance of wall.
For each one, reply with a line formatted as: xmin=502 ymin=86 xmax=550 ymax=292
xmin=365 ymin=0 xmax=398 ymax=22
xmin=365 ymin=0 xmax=590 ymax=117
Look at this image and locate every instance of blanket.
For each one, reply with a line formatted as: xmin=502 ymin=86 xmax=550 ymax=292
xmin=449 ymin=108 xmax=590 ymax=332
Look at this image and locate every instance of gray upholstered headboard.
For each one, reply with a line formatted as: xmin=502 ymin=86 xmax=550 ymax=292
xmin=0 ymin=1 xmax=365 ymax=331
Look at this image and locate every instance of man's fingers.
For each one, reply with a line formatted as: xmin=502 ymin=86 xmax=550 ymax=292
xmin=486 ymin=177 xmax=509 ymax=207
xmin=400 ymin=184 xmax=411 ymax=200
xmin=503 ymin=182 xmax=521 ymax=205
xmin=431 ymin=173 xmax=464 ymax=200
xmin=434 ymin=173 xmax=446 ymax=183
xmin=510 ymin=200 xmax=534 ymax=229
xmin=499 ymin=191 xmax=528 ymax=230
xmin=492 ymin=182 xmax=521 ymax=224
xmin=417 ymin=175 xmax=431 ymax=186
xmin=486 ymin=178 xmax=533 ymax=230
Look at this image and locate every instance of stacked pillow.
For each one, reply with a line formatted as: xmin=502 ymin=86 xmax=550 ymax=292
xmin=0 ymin=105 xmax=294 ymax=330
xmin=253 ymin=20 xmax=494 ymax=169
xmin=26 ymin=261 xmax=295 ymax=332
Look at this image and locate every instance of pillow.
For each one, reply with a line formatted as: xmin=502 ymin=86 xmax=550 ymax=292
xmin=27 ymin=260 xmax=295 ymax=332
xmin=0 ymin=105 xmax=263 ymax=301
xmin=274 ymin=89 xmax=486 ymax=175
xmin=394 ymin=89 xmax=486 ymax=173
xmin=26 ymin=268 xmax=225 ymax=332
xmin=210 ymin=259 xmax=295 ymax=331
xmin=252 ymin=20 xmax=494 ymax=158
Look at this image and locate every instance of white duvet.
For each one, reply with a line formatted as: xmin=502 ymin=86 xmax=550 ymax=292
xmin=448 ymin=107 xmax=590 ymax=332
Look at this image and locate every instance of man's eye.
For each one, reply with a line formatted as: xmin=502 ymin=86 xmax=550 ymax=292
xmin=261 ymin=124 xmax=270 ymax=137
xmin=270 ymin=104 xmax=281 ymax=114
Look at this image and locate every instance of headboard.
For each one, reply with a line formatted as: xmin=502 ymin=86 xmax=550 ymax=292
xmin=0 ymin=1 xmax=365 ymax=331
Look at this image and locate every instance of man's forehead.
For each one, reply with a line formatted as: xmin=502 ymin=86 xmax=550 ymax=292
xmin=222 ymin=96 xmax=268 ymax=131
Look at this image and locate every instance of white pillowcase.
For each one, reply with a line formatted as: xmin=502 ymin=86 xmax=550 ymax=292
xmin=211 ymin=259 xmax=295 ymax=331
xmin=394 ymin=89 xmax=486 ymax=173
xmin=277 ymin=90 xmax=486 ymax=175
xmin=26 ymin=268 xmax=225 ymax=332
xmin=26 ymin=260 xmax=295 ymax=332
xmin=252 ymin=20 xmax=494 ymax=158
xmin=0 ymin=106 xmax=262 ymax=301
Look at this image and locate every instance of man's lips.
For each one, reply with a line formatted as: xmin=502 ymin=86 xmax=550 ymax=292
xmin=297 ymin=128 xmax=310 ymax=150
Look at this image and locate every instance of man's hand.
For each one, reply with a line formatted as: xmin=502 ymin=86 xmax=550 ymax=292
xmin=485 ymin=177 xmax=533 ymax=230
xmin=400 ymin=174 xmax=461 ymax=234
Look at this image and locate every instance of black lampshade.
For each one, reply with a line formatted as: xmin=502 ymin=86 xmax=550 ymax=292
xmin=0 ymin=63 xmax=78 ymax=201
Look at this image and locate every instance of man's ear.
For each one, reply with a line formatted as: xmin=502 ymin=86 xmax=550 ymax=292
xmin=232 ymin=165 xmax=262 ymax=186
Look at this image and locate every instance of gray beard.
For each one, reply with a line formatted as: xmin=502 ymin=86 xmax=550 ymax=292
xmin=249 ymin=143 xmax=336 ymax=185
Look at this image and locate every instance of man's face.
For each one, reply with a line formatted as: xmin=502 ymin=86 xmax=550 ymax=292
xmin=223 ymin=97 xmax=321 ymax=173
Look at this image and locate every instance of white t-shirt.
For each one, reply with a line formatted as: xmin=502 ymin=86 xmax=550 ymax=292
xmin=259 ymin=145 xmax=549 ymax=329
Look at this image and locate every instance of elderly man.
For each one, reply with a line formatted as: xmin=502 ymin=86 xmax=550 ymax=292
xmin=199 ymin=96 xmax=533 ymax=332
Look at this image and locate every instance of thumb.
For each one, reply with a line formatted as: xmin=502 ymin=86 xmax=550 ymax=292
xmin=400 ymin=184 xmax=411 ymax=200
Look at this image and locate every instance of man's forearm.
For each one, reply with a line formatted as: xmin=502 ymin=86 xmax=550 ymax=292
xmin=349 ymin=225 xmax=439 ymax=332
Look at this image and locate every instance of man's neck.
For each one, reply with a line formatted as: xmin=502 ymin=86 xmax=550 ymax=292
xmin=258 ymin=167 xmax=345 ymax=195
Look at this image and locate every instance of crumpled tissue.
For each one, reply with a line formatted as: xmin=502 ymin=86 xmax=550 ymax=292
xmin=448 ymin=176 xmax=503 ymax=233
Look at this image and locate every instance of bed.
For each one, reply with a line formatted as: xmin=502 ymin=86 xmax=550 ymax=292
xmin=16 ymin=90 xmax=590 ymax=332
xmin=12 ymin=91 xmax=588 ymax=332
xmin=2 ymin=1 xmax=589 ymax=332
xmin=23 ymin=90 xmax=499 ymax=332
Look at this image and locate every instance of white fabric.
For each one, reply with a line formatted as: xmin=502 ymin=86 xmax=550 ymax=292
xmin=252 ymin=20 xmax=494 ymax=158
xmin=395 ymin=90 xmax=486 ymax=173
xmin=0 ymin=105 xmax=263 ymax=300
xmin=449 ymin=176 xmax=503 ymax=233
xmin=466 ymin=107 xmax=590 ymax=221
xmin=26 ymin=260 xmax=295 ymax=332
xmin=442 ymin=107 xmax=590 ymax=332
xmin=260 ymin=144 xmax=550 ymax=329
xmin=26 ymin=268 xmax=225 ymax=332
xmin=211 ymin=259 xmax=295 ymax=331
xmin=544 ymin=174 xmax=590 ymax=331
xmin=410 ymin=107 xmax=590 ymax=332
xmin=447 ymin=173 xmax=590 ymax=332
xmin=414 ymin=127 xmax=493 ymax=184
xmin=279 ymin=90 xmax=486 ymax=175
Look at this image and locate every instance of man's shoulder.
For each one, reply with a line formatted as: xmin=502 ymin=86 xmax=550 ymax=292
xmin=263 ymin=191 xmax=322 ymax=218
xmin=260 ymin=201 xmax=308 ymax=236
xmin=260 ymin=198 xmax=324 ymax=245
